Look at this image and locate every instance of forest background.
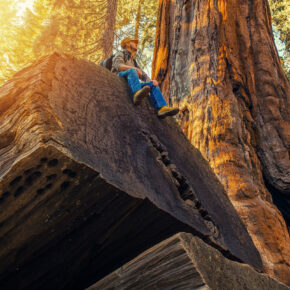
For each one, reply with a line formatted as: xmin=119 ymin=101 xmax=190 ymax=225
xmin=0 ymin=0 xmax=288 ymax=85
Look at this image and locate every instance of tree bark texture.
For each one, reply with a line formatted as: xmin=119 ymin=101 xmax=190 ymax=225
xmin=134 ymin=0 xmax=144 ymax=39
xmin=153 ymin=0 xmax=290 ymax=285
xmin=0 ymin=53 xmax=262 ymax=288
xmin=103 ymin=0 xmax=118 ymax=58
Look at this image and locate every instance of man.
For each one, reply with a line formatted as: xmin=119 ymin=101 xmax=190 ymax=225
xmin=111 ymin=37 xmax=179 ymax=118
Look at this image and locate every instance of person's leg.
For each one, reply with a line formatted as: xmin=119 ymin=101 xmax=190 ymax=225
xmin=141 ymin=82 xmax=179 ymax=118
xmin=118 ymin=69 xmax=150 ymax=105
xmin=118 ymin=68 xmax=141 ymax=96
xmin=141 ymin=82 xmax=167 ymax=110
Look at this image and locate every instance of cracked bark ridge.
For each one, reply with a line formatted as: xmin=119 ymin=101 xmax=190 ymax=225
xmin=153 ymin=0 xmax=290 ymax=284
xmin=0 ymin=53 xmax=262 ymax=289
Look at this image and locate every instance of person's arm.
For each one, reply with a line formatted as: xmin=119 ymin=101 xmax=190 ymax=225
xmin=134 ymin=60 xmax=151 ymax=81
xmin=140 ymin=69 xmax=159 ymax=85
xmin=112 ymin=51 xmax=142 ymax=77
xmin=119 ymin=64 xmax=140 ymax=72
xmin=141 ymin=70 xmax=151 ymax=82
xmin=118 ymin=64 xmax=142 ymax=78
xmin=137 ymin=65 xmax=158 ymax=85
xmin=140 ymin=68 xmax=158 ymax=85
xmin=112 ymin=52 xmax=131 ymax=72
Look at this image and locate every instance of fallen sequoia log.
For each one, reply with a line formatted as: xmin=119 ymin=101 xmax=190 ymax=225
xmin=87 ymin=233 xmax=289 ymax=290
xmin=0 ymin=53 xmax=262 ymax=289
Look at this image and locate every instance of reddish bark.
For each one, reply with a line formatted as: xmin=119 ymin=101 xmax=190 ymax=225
xmin=153 ymin=0 xmax=290 ymax=284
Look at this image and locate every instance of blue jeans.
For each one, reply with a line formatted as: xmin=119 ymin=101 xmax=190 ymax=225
xmin=118 ymin=68 xmax=167 ymax=110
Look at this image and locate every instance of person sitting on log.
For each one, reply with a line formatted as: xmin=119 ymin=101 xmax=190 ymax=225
xmin=111 ymin=37 xmax=179 ymax=118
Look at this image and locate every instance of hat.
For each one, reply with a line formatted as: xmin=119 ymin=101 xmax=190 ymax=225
xmin=121 ymin=37 xmax=138 ymax=48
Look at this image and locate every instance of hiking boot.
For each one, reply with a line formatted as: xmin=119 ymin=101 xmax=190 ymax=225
xmin=157 ymin=106 xmax=179 ymax=118
xmin=133 ymin=86 xmax=150 ymax=105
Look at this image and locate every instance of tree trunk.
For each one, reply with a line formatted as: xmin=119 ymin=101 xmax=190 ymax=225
xmin=103 ymin=0 xmax=118 ymax=58
xmin=153 ymin=0 xmax=290 ymax=284
xmin=134 ymin=0 xmax=143 ymax=39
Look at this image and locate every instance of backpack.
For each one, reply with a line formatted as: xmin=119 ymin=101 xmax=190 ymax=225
xmin=99 ymin=50 xmax=138 ymax=71
xmin=99 ymin=54 xmax=115 ymax=71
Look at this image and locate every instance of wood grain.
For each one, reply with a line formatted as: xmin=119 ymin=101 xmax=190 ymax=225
xmin=0 ymin=53 xmax=262 ymax=289
xmin=88 ymin=233 xmax=288 ymax=290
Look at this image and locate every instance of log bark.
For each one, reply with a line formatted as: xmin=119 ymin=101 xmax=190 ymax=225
xmin=88 ymin=233 xmax=289 ymax=290
xmin=0 ymin=53 xmax=262 ymax=289
xmin=153 ymin=0 xmax=290 ymax=284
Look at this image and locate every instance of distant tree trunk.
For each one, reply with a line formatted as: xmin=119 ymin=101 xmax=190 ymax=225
xmin=103 ymin=0 xmax=118 ymax=58
xmin=134 ymin=0 xmax=144 ymax=39
xmin=153 ymin=0 xmax=290 ymax=285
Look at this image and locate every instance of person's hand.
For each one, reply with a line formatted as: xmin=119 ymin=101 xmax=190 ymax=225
xmin=152 ymin=80 xmax=159 ymax=86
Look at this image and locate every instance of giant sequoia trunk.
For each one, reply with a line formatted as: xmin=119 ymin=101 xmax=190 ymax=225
xmin=152 ymin=0 xmax=290 ymax=285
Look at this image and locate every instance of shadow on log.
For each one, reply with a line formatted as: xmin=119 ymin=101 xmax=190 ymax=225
xmin=88 ymin=233 xmax=289 ymax=290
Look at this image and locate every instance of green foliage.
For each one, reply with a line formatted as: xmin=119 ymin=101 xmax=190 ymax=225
xmin=0 ymin=0 xmax=158 ymax=85
xmin=0 ymin=0 xmax=18 ymax=82
xmin=269 ymin=0 xmax=289 ymax=50
xmin=0 ymin=0 xmax=116 ymax=84
xmin=269 ymin=0 xmax=290 ymax=79
xmin=9 ymin=3 xmax=48 ymax=71
xmin=114 ymin=0 xmax=158 ymax=76
xmin=32 ymin=0 xmax=110 ymax=61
